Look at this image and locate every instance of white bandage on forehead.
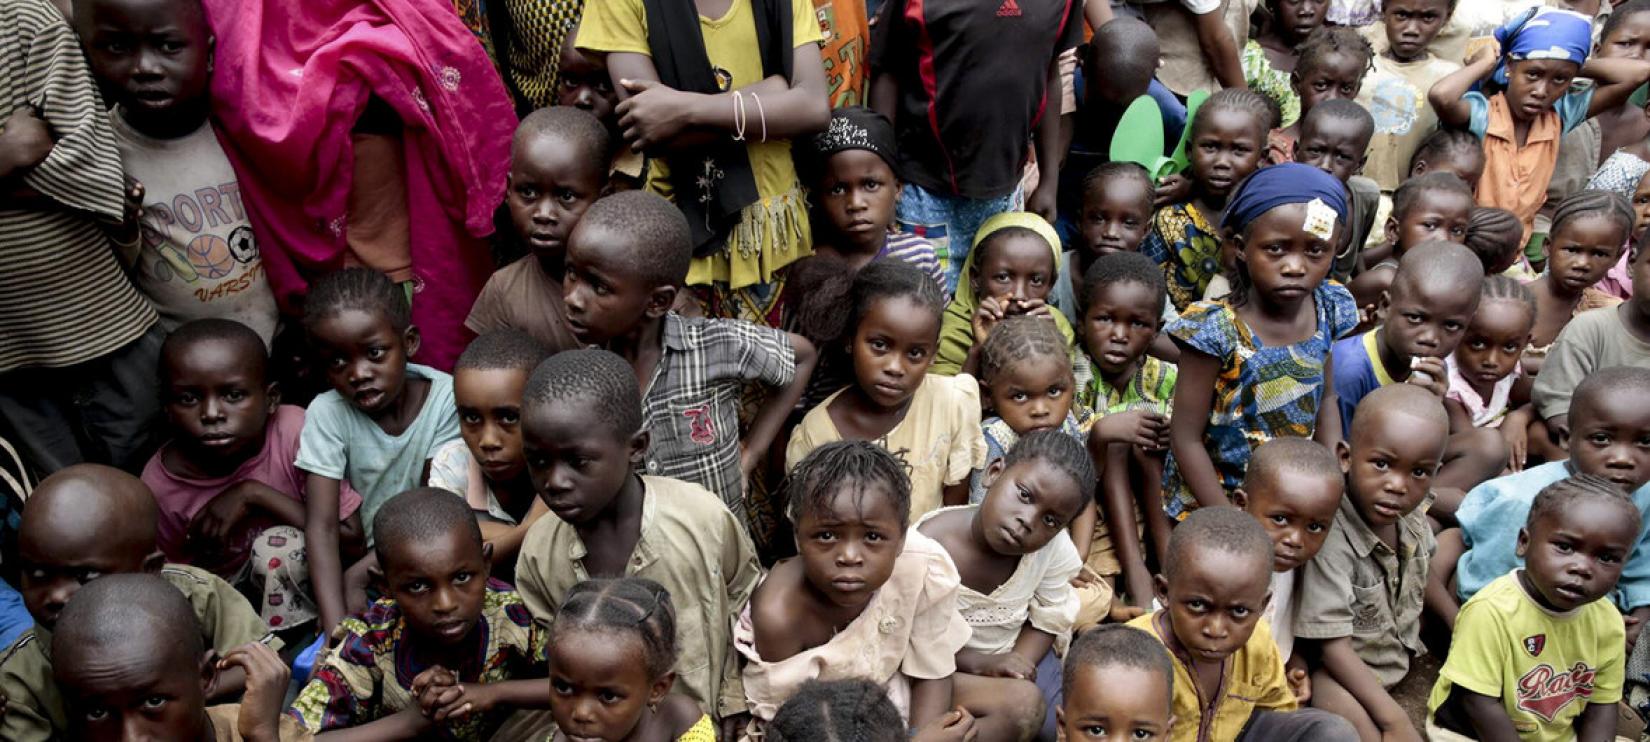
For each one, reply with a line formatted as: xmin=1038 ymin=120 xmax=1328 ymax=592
xmin=1302 ymin=198 xmax=1337 ymax=240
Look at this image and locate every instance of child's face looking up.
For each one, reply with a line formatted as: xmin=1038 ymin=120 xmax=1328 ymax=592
xmin=1378 ymin=273 xmax=1478 ymax=360
xmin=1058 ymin=661 xmax=1174 ymax=742
xmin=1505 ymin=58 xmax=1581 ymax=122
xmin=161 ymin=337 xmax=277 ymax=467
xmin=549 ymin=627 xmax=669 ymax=742
xmin=1294 ymin=116 xmax=1370 ymax=183
xmin=1388 ymin=189 xmax=1473 ymax=252
xmin=850 ymin=296 xmax=940 ymax=410
xmin=557 ymin=34 xmax=619 ymax=124
xmin=1292 ymin=51 xmax=1365 ymax=114
xmin=796 ymin=484 xmax=907 ymax=610
xmin=987 ymin=355 xmax=1075 ymax=435
xmin=508 ymin=132 xmax=605 ymax=270
xmin=1078 ymin=180 xmax=1153 ymax=262
xmin=382 ymin=532 xmax=491 ymax=648
xmin=818 ymin=150 xmax=898 ymax=252
xmin=1568 ymin=386 xmax=1650 ymax=491
xmin=1452 ymin=298 xmax=1534 ymax=392
xmin=454 ymin=368 xmax=530 ymax=484
xmin=563 ymin=229 xmax=663 ymax=346
xmin=1156 ymin=544 xmax=1271 ymax=662
xmin=1082 ymin=280 xmax=1161 ymax=378
xmin=522 ymin=397 xmax=646 ymax=526
xmin=1189 ymin=110 xmax=1265 ymax=200
xmin=77 ymin=0 xmax=212 ymax=130
xmin=977 ymin=458 xmax=1087 ymax=556
xmin=1381 ymin=0 xmax=1450 ymax=62
xmin=1236 ymin=469 xmax=1342 ymax=572
xmin=1517 ymin=498 xmax=1638 ymax=612
xmin=1234 ymin=203 xmax=1337 ymax=303
xmin=309 ymin=309 xmax=418 ymax=419
xmin=58 ymin=643 xmax=211 ymax=742
xmin=972 ymin=234 xmax=1055 ymax=306
xmin=1547 ymin=214 xmax=1627 ymax=295
xmin=1340 ymin=409 xmax=1446 ymax=528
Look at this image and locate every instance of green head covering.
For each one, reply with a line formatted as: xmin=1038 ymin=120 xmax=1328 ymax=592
xmin=932 ymin=212 xmax=1075 ymax=376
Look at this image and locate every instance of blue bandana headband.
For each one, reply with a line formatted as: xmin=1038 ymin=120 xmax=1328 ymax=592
xmin=1493 ymin=7 xmax=1593 ymax=86
xmin=1220 ymin=163 xmax=1350 ymax=237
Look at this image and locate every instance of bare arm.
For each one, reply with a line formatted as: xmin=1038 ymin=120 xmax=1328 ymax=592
xmin=1426 ymin=528 xmax=1465 ymax=630
xmin=742 ymin=334 xmax=818 ymax=477
xmin=606 ymin=44 xmax=830 ymax=151
xmin=1319 ymin=637 xmax=1416 ymax=736
xmin=305 ymin=473 xmax=346 ymax=634
xmin=1314 ymin=352 xmax=1343 ymax=452
xmin=1009 ymin=626 xmax=1056 ymax=670
xmin=871 ymin=71 xmax=898 ymax=121
xmin=1457 ymin=689 xmax=1524 ymax=742
xmin=1168 ymin=348 xmax=1228 ymax=509
xmin=1583 ymin=58 xmax=1650 ymax=118
xmin=1099 ymin=442 xmax=1155 ymax=609
xmin=1192 ymin=10 xmax=1245 ymax=90
xmin=478 ymin=498 xmax=549 ymax=571
xmin=313 ymin=709 xmax=430 ymax=741
xmin=1028 ymin=57 xmax=1069 ymax=222
xmin=1575 ymin=702 xmax=1618 ymax=742
xmin=1067 ymin=500 xmax=1096 ymax=561
xmin=1084 ymin=0 xmax=1115 ymax=30
xmin=1443 ymin=398 xmax=1475 ymax=435
xmin=907 ymin=675 xmax=955 ymax=731
xmin=1429 ymin=52 xmax=1498 ymax=128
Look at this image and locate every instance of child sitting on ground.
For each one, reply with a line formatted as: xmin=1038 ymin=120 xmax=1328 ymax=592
xmin=1233 ymin=438 xmax=1345 ymax=673
xmin=1347 ymin=172 xmax=1476 ymax=320
xmin=1290 ymin=99 xmax=1381 ymax=283
xmin=1445 ymin=276 xmax=1539 ymax=469
xmin=465 ymin=107 xmax=608 ymax=355
xmin=1463 ymin=206 xmax=1527 ymax=275
xmin=787 ymin=261 xmax=984 ymax=518
xmin=738 ymin=442 xmax=973 ymax=737
xmin=1357 ymin=0 xmax=1462 ymax=198
xmin=546 ymin=578 xmax=712 ymax=742
xmin=1263 ymin=27 xmax=1375 ymax=165
xmin=920 ymin=431 xmax=1092 ymax=741
xmin=1523 ymin=190 xmax=1635 ymax=377
xmin=296 ymin=267 xmax=461 ymax=633
xmin=426 ymin=330 xmax=551 ymax=575
xmin=1129 ymin=508 xmax=1358 ymax=742
xmin=289 ymin=489 xmax=548 ymax=740
xmin=51 ymin=574 xmax=301 ymax=742
xmin=1297 ymin=384 xmax=1451 ymax=740
xmin=1055 ymin=624 xmax=1176 ymax=742
xmin=145 ymin=318 xmax=365 ymax=634
xmin=969 ymin=317 xmax=1087 ymax=504
xmin=1427 ymin=474 xmax=1635 ymax=741
xmin=1163 ymin=163 xmax=1360 ymax=519
xmin=561 ymin=192 xmax=816 ymax=542
xmin=934 ymin=213 xmax=1074 ymax=377
xmin=514 ymin=349 xmax=760 ymax=728
xmin=0 ymin=465 xmax=277 ymax=742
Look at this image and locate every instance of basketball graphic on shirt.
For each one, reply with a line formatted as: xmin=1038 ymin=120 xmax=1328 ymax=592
xmin=186 ymin=234 xmax=235 ymax=279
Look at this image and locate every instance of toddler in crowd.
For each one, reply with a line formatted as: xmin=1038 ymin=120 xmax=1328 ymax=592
xmin=1264 ymin=27 xmax=1376 ymax=166
xmin=1524 ymin=190 xmax=1635 ymax=377
xmin=1 ymin=465 xmax=276 ymax=742
xmin=787 ymin=261 xmax=984 ymax=517
xmin=1297 ymin=384 xmax=1450 ymax=740
xmin=764 ymin=678 xmax=968 ymax=742
xmin=426 ymin=330 xmax=551 ymax=574
xmin=1051 ymin=162 xmax=1160 ymax=333
xmin=1055 ymin=625 xmax=1176 ymax=742
xmin=465 ymin=107 xmax=608 ymax=355
xmin=1406 ymin=127 xmax=1487 ymax=191
xmin=1445 ymin=276 xmax=1539 ymax=467
xmin=1533 ymin=239 xmax=1650 ymax=446
xmin=934 ymin=213 xmax=1072 ymax=377
xmin=1129 ymin=507 xmax=1359 ymax=742
xmin=1428 ymin=474 xmax=1635 ymax=741
xmin=1357 ymin=0 xmax=1462 ymax=197
xmin=1290 ymin=99 xmax=1381 ymax=282
xmin=514 ymin=349 xmax=760 ymax=727
xmin=1348 ymin=172 xmax=1475 ymax=319
xmin=920 ymin=431 xmax=1092 ymax=740
xmin=1244 ymin=0 xmax=1331 ymax=130
xmin=546 ymin=578 xmax=713 ymax=742
xmin=146 ymin=318 xmax=364 ymax=632
xmin=1164 ymin=163 xmax=1359 ymax=519
xmin=295 ymin=267 xmax=460 ymax=633
xmin=969 ymin=316 xmax=1086 ymax=504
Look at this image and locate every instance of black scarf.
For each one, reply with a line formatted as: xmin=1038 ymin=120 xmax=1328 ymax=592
xmin=641 ymin=0 xmax=793 ymax=256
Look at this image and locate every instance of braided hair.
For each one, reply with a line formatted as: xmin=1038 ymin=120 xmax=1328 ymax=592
xmin=977 ymin=315 xmax=1068 ymax=386
xmin=302 ymin=267 xmax=410 ymax=333
xmin=550 ymin=577 xmax=680 ymax=679
xmin=1003 ymin=429 xmax=1098 ymax=500
xmin=1295 ymin=26 xmax=1375 ymax=84
xmin=1550 ymin=189 xmax=1635 ymax=244
xmin=1464 ymin=207 xmax=1524 ymax=274
xmin=1527 ymin=473 xmax=1642 ymax=532
xmin=1479 ymin=274 xmax=1536 ymax=319
xmin=767 ymin=679 xmax=906 ymax=742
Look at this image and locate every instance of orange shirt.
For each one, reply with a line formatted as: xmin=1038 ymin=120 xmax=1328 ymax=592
xmin=1475 ymin=93 xmax=1563 ymax=245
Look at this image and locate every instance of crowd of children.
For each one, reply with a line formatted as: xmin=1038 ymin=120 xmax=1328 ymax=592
xmin=14 ymin=0 xmax=1650 ymax=738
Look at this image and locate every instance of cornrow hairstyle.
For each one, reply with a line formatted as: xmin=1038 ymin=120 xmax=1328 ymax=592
xmin=1195 ymin=87 xmax=1279 ymax=141
xmin=1062 ymin=624 xmax=1174 ymax=700
xmin=549 ymin=577 xmax=680 ymax=679
xmin=302 ymin=267 xmax=410 ymax=333
xmin=1603 ymin=0 xmax=1650 ymax=43
xmin=1002 ymin=428 xmax=1099 ymax=500
xmin=1571 ymin=366 xmax=1650 ymax=422
xmin=159 ymin=318 xmax=269 ymax=385
xmin=523 ymin=348 xmax=643 ymax=438
xmin=1162 ymin=506 xmax=1273 ymax=583
xmin=1391 ymin=171 xmax=1473 ymax=223
xmin=1527 ymin=473 xmax=1642 ymax=532
xmin=372 ymin=487 xmax=485 ymax=569
xmin=792 ymin=259 xmax=945 ymax=352
xmin=1408 ymin=128 xmax=1482 ymax=176
xmin=454 ymin=329 xmax=550 ymax=373
xmin=1295 ymin=26 xmax=1375 ymax=83
xmin=1550 ymin=189 xmax=1635 ymax=243
xmin=977 ymin=315 xmax=1069 ymax=386
xmin=515 ymin=106 xmax=611 ymax=176
xmin=1081 ymin=161 xmax=1155 ymax=215
xmin=784 ymin=441 xmax=913 ymax=530
xmin=1464 ymin=207 xmax=1525 ymax=274
xmin=575 ymin=191 xmax=693 ymax=289
xmin=1081 ymin=247 xmax=1168 ymax=315
xmin=767 ymin=679 xmax=906 ymax=742
xmin=1478 ymin=275 xmax=1536 ymax=320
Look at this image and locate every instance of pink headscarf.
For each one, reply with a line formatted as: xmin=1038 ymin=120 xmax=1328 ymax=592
xmin=202 ymin=0 xmax=517 ymax=368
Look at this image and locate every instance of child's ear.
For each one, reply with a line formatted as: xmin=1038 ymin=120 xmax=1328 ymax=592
xmin=1153 ymin=573 xmax=1169 ymax=606
xmin=1289 ymin=70 xmax=1304 ymax=96
xmin=1515 ymin=527 xmax=1530 ymax=558
xmin=983 ymin=459 xmax=1006 ymax=489
xmin=265 ymin=380 xmax=282 ymax=412
xmin=142 ymin=550 xmax=166 ymax=573
xmin=403 ymin=325 xmax=422 ymax=359
xmin=1357 ymin=153 xmax=1369 ymax=174
xmin=646 ymin=285 xmax=679 ymax=320
xmin=1335 ymin=440 xmax=1352 ymax=474
xmin=1231 ymin=488 xmax=1250 ymax=511
xmin=1055 ymin=707 xmax=1067 ymax=742
xmin=628 ymin=429 xmax=652 ymax=466
xmin=1384 ymin=215 xmax=1399 ymax=246
xmin=648 ymin=670 xmax=677 ymax=709
xmin=198 ymin=648 xmax=220 ymax=697
xmin=1375 ymin=290 xmax=1392 ymax=324
xmin=480 ymin=542 xmax=495 ymax=571
xmin=368 ymin=563 xmax=387 ymax=595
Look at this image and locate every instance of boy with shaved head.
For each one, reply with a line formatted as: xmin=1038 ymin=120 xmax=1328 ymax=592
xmin=0 ymin=464 xmax=277 ymax=742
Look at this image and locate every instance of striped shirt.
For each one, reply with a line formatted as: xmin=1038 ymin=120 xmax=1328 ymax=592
xmin=879 ymin=231 xmax=947 ymax=291
xmin=0 ymin=0 xmax=155 ymax=373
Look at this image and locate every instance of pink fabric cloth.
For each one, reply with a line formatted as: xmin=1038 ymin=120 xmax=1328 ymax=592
xmin=1595 ymin=250 xmax=1635 ymax=302
xmin=142 ymin=406 xmax=364 ymax=573
xmin=202 ymin=0 xmax=516 ymax=368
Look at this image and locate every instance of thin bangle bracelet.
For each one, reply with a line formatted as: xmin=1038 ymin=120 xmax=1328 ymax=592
xmin=752 ymin=92 xmax=767 ymax=143
xmin=732 ymin=90 xmax=747 ymax=141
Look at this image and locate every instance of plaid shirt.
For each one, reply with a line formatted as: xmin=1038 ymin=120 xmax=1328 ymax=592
xmin=639 ymin=314 xmax=796 ymax=519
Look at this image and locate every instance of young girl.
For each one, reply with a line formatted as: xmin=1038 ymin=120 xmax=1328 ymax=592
xmin=576 ymin=0 xmax=830 ymax=329
xmin=1407 ymin=127 xmax=1487 ymax=191
xmin=1142 ymin=88 xmax=1274 ymax=312
xmin=1463 ymin=206 xmax=1526 ymax=275
xmin=918 ymin=431 xmax=1091 ymax=741
xmin=1445 ymin=277 xmax=1538 ymax=470
xmin=785 ymin=261 xmax=984 ymax=518
xmin=767 ymin=679 xmax=947 ymax=742
xmin=1264 ymin=27 xmax=1376 ymax=165
xmin=739 ymin=442 xmax=972 ymax=737
xmin=968 ymin=316 xmax=1086 ymax=505
xmin=933 ymin=212 xmax=1073 ymax=377
xmin=1243 ymin=0 xmax=1330 ymax=129
xmin=547 ymin=578 xmax=712 ymax=742
xmin=1524 ymin=190 xmax=1633 ymax=376
xmin=1164 ymin=163 xmax=1360 ymax=520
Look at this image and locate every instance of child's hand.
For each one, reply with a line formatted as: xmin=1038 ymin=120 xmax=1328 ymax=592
xmin=615 ymin=79 xmax=695 ymax=152
xmin=1069 ymin=565 xmax=1102 ymax=589
xmin=428 ymin=683 xmax=494 ymax=724
xmin=958 ymin=650 xmax=1037 ymax=680
xmin=1153 ymin=174 xmax=1190 ymax=208
xmin=1406 ymin=357 xmax=1448 ymax=398
xmin=1108 ymin=602 xmax=1147 ymax=622
xmin=117 ymin=177 xmax=144 ymax=241
xmin=911 ymin=707 xmax=978 ymax=742
xmin=1093 ymin=409 xmax=1170 ymax=450
xmin=1286 ymin=667 xmax=1311 ymax=705
xmin=343 ymin=560 xmax=375 ymax=615
xmin=1627 ymin=612 xmax=1645 ymax=651
xmin=1500 ymin=423 xmax=1528 ymax=472
xmin=1027 ymin=183 xmax=1058 ymax=224
xmin=412 ymin=666 xmax=463 ymax=718
xmin=219 ymin=643 xmax=290 ymax=742
xmin=1006 ymin=297 xmax=1053 ymax=320
xmin=972 ymin=296 xmax=1009 ymax=344
xmin=188 ymin=481 xmax=262 ymax=552
xmin=0 ymin=106 xmax=54 ymax=175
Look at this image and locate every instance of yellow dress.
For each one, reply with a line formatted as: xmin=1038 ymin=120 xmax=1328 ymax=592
xmin=678 ymin=714 xmax=716 ymax=742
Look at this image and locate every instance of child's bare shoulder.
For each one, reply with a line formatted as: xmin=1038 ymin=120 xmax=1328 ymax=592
xmin=750 ymin=559 xmax=812 ymax=659
xmin=915 ymin=508 xmax=976 ymax=556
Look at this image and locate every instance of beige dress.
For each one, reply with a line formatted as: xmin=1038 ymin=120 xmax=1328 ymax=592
xmin=918 ymin=506 xmax=1083 ymax=657
xmin=734 ymin=530 xmax=971 ymax=738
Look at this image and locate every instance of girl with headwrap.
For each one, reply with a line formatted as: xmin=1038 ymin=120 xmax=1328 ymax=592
xmin=931 ymin=212 xmax=1076 ymax=377
xmin=1430 ymin=6 xmax=1650 ymax=257
xmin=1161 ymin=163 xmax=1360 ymax=520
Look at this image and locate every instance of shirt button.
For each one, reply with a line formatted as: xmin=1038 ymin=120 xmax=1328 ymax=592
xmin=647 ymin=460 xmax=660 ymax=473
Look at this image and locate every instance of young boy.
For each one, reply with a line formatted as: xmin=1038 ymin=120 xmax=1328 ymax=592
xmin=1056 ymin=624 xmax=1176 ymax=742
xmin=560 ymin=192 xmax=817 ymax=533
xmin=1296 ymin=384 xmax=1450 ymax=740
xmin=289 ymin=488 xmax=547 ymax=740
xmin=1233 ymin=438 xmax=1344 ymax=669
xmin=465 ymin=107 xmax=608 ymax=355
xmin=1357 ymin=0 xmax=1462 ymax=195
xmin=0 ymin=464 xmax=277 ymax=742
xmin=427 ymin=329 xmax=550 ymax=575
xmin=1347 ymin=172 xmax=1476 ymax=318
xmin=1127 ymin=508 xmax=1358 ymax=742
xmin=1052 ymin=162 xmax=1159 ymax=330
xmin=296 ymin=267 xmax=461 ymax=633
xmin=75 ymin=0 xmax=279 ymax=347
xmin=52 ymin=574 xmax=302 ymax=742
xmin=514 ymin=348 xmax=762 ymax=727
xmin=144 ymin=318 xmax=365 ymax=633
xmin=1533 ymin=242 xmax=1650 ymax=442
xmin=1427 ymin=474 xmax=1635 ymax=741
xmin=1291 ymin=99 xmax=1381 ymax=282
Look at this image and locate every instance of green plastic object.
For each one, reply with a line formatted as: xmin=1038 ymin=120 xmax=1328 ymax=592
xmin=1110 ymin=95 xmax=1170 ymax=178
xmin=1169 ymin=89 xmax=1210 ymax=174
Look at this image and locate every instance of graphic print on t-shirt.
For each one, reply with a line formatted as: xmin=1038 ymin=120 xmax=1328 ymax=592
xmin=1516 ymin=662 xmax=1596 ymax=722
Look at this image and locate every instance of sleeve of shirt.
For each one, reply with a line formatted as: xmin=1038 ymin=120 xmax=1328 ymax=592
xmin=1531 ymin=317 xmax=1598 ymax=420
xmin=726 ymin=321 xmax=797 ymax=388
xmin=513 ymin=524 xmax=560 ymax=645
xmin=1435 ymin=597 xmax=1511 ymax=698
xmin=944 ymin=375 xmax=988 ymax=486
xmin=1026 ymin=534 xmax=1083 ymax=638
xmin=426 ymin=440 xmax=471 ymax=497
xmin=1465 ymin=92 xmax=1491 ymax=140
xmin=171 ymin=567 xmax=280 ymax=654
xmin=790 ymin=0 xmax=825 ymax=47
xmin=1292 ymin=535 xmax=1359 ymax=640
xmin=575 ymin=0 xmax=652 ymax=56
xmin=1617 ymin=537 xmax=1650 ymax=611
xmin=17 ymin=8 xmax=126 ymax=221
xmin=1592 ymin=608 xmax=1628 ymax=704
xmin=1558 ymin=85 xmax=1597 ymax=133
xmin=294 ymin=395 xmax=349 ymax=480
xmin=0 ymin=644 xmax=55 ymax=742
xmin=903 ymin=548 xmax=973 ymax=679
xmin=1323 ymin=283 xmax=1359 ymax=340
xmin=718 ymin=507 xmax=763 ymax=718
xmin=287 ymin=639 xmax=377 ymax=732
xmin=784 ymin=410 xmax=825 ymax=473
xmin=1168 ymin=304 xmax=1236 ymax=359
xmin=463 ymin=278 xmax=507 ymax=337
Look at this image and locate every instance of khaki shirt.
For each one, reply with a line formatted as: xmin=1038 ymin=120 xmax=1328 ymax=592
xmin=1295 ymin=495 xmax=1434 ymax=687
xmin=515 ymin=476 xmax=761 ymax=720
xmin=0 ymin=564 xmax=280 ymax=742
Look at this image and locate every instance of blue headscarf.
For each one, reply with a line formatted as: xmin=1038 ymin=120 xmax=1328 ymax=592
xmin=1492 ymin=7 xmax=1593 ymax=86
xmin=1221 ymin=163 xmax=1349 ymax=234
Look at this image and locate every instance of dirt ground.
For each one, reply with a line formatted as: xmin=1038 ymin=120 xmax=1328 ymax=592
xmin=1391 ymin=652 xmax=1441 ymax=732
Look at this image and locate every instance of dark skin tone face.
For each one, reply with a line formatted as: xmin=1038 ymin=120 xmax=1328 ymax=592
xmin=1235 ymin=467 xmax=1342 ymax=572
xmin=1231 ymin=203 xmax=1337 ymax=317
xmin=454 ymin=367 xmax=531 ymax=489
xmin=1546 ymin=215 xmax=1627 ymax=296
xmin=1505 ymin=58 xmax=1581 ymax=124
xmin=1189 ymin=109 xmax=1266 ymax=204
xmin=1452 ymin=298 xmax=1534 ymax=400
xmin=986 ymin=354 xmax=1076 ymax=436
xmin=1603 ymin=12 xmax=1650 ymax=62
xmin=1568 ymin=388 xmax=1650 ymax=491
xmin=308 ymin=309 xmax=426 ymax=428
xmin=508 ymin=132 xmax=606 ymax=277
xmin=1381 ymin=0 xmax=1450 ymax=62
xmin=1386 ymin=189 xmax=1473 ymax=253
xmin=974 ymin=459 xmax=1087 ymax=559
xmin=971 ymin=235 xmax=1056 ymax=307
xmin=844 ymin=296 xmax=941 ymax=411
xmin=522 ymin=397 xmax=648 ymax=529
xmin=380 ymin=532 xmax=492 ymax=654
xmin=1633 ymin=174 xmax=1650 ymax=242
xmin=1377 ymin=273 xmax=1479 ymax=367
xmin=1516 ymin=498 xmax=1638 ymax=612
xmin=1294 ymin=116 xmax=1371 ymax=183
xmin=77 ymin=0 xmax=213 ymax=139
xmin=1057 ymin=663 xmax=1174 ymax=742
xmin=1082 ymin=280 xmax=1162 ymax=382
xmin=1076 ymin=181 xmax=1154 ymax=271
xmin=795 ymin=486 xmax=906 ymax=612
xmin=562 ymin=227 xmax=672 ymax=346
xmin=817 ymin=150 xmax=899 ymax=255
xmin=17 ymin=474 xmax=162 ymax=630
xmin=1292 ymin=52 xmax=1366 ymax=114
xmin=1269 ymin=0 xmax=1327 ymax=47
xmin=1155 ymin=544 xmax=1271 ymax=670
xmin=57 ymin=640 xmax=213 ymax=742
xmin=1631 ymin=247 xmax=1650 ymax=342
xmin=549 ymin=627 xmax=673 ymax=742
xmin=160 ymin=337 xmax=277 ymax=478
xmin=557 ymin=32 xmax=618 ymax=125
xmin=1339 ymin=409 xmax=1446 ymax=534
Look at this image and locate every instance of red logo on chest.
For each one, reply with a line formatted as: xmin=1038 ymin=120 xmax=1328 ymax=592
xmin=1516 ymin=662 xmax=1597 ymax=722
xmin=1523 ymin=634 xmax=1546 ymax=657
xmin=682 ymin=405 xmax=716 ymax=445
xmin=996 ymin=0 xmax=1022 ymax=16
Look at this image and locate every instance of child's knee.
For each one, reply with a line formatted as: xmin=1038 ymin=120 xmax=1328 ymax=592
xmin=1455 ymin=427 xmax=1509 ymax=470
